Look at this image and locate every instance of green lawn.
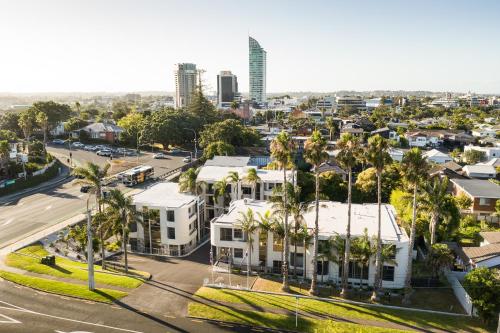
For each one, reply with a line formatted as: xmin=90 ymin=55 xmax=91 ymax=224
xmin=0 ymin=270 xmax=127 ymax=303
xmin=189 ymin=303 xmax=409 ymax=333
xmin=6 ymin=244 xmax=147 ymax=289
xmin=193 ymin=287 xmax=489 ymax=333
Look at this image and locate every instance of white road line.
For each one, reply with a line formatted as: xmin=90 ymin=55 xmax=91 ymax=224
xmin=0 ymin=302 xmax=144 ymax=333
xmin=1 ymin=219 xmax=14 ymax=226
xmin=0 ymin=313 xmax=21 ymax=324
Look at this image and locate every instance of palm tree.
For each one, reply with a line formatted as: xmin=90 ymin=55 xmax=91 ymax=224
xmin=73 ymin=162 xmax=110 ymax=268
xmin=370 ymin=239 xmax=399 ymax=289
xmin=365 ymin=134 xmax=391 ymax=301
xmin=317 ymin=237 xmax=337 ymax=284
xmin=214 ymin=178 xmax=230 ymax=214
xmin=335 ymin=133 xmax=362 ymax=297
xmin=226 ymin=171 xmax=241 ymax=200
xmin=0 ymin=140 xmax=9 ymax=177
xmin=237 ymin=208 xmax=258 ymax=278
xmin=270 ymin=131 xmax=295 ymax=292
xmin=401 ymin=148 xmax=429 ymax=304
xmin=104 ymin=189 xmax=137 ymax=273
xmin=36 ymin=112 xmax=49 ymax=145
xmin=243 ymin=168 xmax=261 ymax=199
xmin=421 ymin=176 xmax=450 ymax=245
xmin=288 ymin=185 xmax=307 ymax=278
xmin=296 ymin=224 xmax=313 ymax=279
xmin=303 ymin=130 xmax=328 ymax=295
xmin=179 ymin=167 xmax=203 ymax=194
xmin=18 ymin=109 xmax=35 ymax=141
xmin=325 ymin=117 xmax=338 ymax=141
xmin=351 ymin=228 xmax=374 ymax=289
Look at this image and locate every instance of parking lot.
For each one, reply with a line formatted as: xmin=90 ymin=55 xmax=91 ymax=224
xmin=47 ymin=143 xmax=190 ymax=178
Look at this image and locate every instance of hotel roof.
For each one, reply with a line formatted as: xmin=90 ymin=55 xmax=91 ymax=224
xmin=132 ymin=182 xmax=197 ymax=208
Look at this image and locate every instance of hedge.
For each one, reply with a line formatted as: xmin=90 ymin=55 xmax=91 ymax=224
xmin=0 ymin=160 xmax=62 ymax=197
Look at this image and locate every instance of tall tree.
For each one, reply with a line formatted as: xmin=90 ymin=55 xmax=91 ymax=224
xmin=237 ymin=208 xmax=258 ymax=277
xmin=104 ymin=189 xmax=137 ymax=273
xmin=270 ymin=131 xmax=295 ymax=292
xmin=303 ymin=130 xmax=328 ymax=295
xmin=324 ymin=117 xmax=338 ymax=141
xmin=365 ymin=134 xmax=392 ymax=301
xmin=18 ymin=108 xmax=37 ymax=141
xmin=243 ymin=168 xmax=261 ymax=200
xmin=335 ymin=133 xmax=362 ymax=297
xmin=421 ymin=176 xmax=450 ymax=245
xmin=179 ymin=167 xmax=204 ymax=195
xmin=226 ymin=171 xmax=241 ymax=200
xmin=36 ymin=112 xmax=49 ymax=144
xmin=401 ymin=148 xmax=429 ymax=304
xmin=214 ymin=178 xmax=230 ymax=214
xmin=72 ymin=162 xmax=110 ymax=269
xmin=351 ymin=228 xmax=374 ymax=289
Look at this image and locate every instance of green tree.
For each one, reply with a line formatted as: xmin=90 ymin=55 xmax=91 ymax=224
xmin=319 ymin=171 xmax=347 ymax=202
xmin=355 ymin=164 xmax=401 ymax=203
xmin=270 ymin=131 xmax=295 ymax=292
xmin=463 ymin=267 xmax=500 ymax=323
xmin=243 ymin=168 xmax=261 ymax=199
xmin=335 ymin=132 xmax=363 ymax=297
xmin=226 ymin=171 xmax=241 ymax=199
xmin=237 ymin=208 xmax=258 ymax=277
xmin=421 ymin=176 xmax=451 ymax=245
xmin=31 ymin=101 xmax=71 ymax=129
xmin=463 ymin=149 xmax=486 ymax=164
xmin=455 ymin=193 xmax=473 ymax=211
xmin=117 ymin=112 xmax=144 ymax=146
xmin=351 ymin=228 xmax=374 ymax=289
xmin=230 ymin=101 xmax=239 ymax=110
xmin=111 ymin=101 xmax=132 ymax=121
xmin=202 ymin=141 xmax=235 ymax=160
xmin=18 ymin=108 xmax=37 ymax=141
xmin=179 ymin=167 xmax=204 ymax=195
xmin=72 ymin=162 xmax=110 ymax=268
xmin=214 ymin=177 xmax=231 ymax=214
xmin=0 ymin=112 xmax=22 ymax=136
xmin=303 ymin=130 xmax=328 ymax=296
xmin=199 ymin=119 xmax=259 ymax=148
xmin=365 ymin=134 xmax=392 ymax=301
xmin=0 ymin=140 xmax=9 ymax=177
xmin=64 ymin=117 xmax=87 ymax=133
xmin=426 ymin=244 xmax=453 ymax=278
xmin=324 ymin=116 xmax=338 ymax=141
xmin=36 ymin=112 xmax=49 ymax=144
xmin=104 ymin=189 xmax=137 ymax=273
xmin=401 ymin=148 xmax=429 ymax=304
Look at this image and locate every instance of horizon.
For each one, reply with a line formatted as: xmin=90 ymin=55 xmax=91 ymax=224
xmin=1 ymin=0 xmax=499 ymax=94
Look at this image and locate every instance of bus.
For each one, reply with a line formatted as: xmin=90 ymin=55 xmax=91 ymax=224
xmin=121 ymin=165 xmax=154 ymax=186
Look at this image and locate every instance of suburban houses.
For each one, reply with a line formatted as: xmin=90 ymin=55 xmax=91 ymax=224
xmin=451 ymin=179 xmax=500 ymax=218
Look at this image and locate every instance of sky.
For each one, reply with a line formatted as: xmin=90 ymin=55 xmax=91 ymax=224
xmin=0 ymin=0 xmax=499 ymax=94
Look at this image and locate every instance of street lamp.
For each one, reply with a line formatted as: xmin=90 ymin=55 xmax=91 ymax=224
xmin=183 ymin=128 xmax=198 ymax=159
xmin=85 ymin=196 xmax=95 ymax=291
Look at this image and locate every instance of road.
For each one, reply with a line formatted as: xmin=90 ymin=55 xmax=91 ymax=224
xmin=0 ymin=145 xmax=187 ymax=250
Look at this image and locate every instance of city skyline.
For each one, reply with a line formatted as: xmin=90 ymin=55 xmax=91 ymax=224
xmin=1 ymin=0 xmax=500 ymax=94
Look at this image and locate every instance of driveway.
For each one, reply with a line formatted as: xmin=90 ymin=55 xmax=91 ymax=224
xmin=118 ymin=242 xmax=256 ymax=317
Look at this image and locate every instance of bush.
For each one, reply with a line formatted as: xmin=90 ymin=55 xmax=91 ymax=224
xmin=0 ymin=160 xmax=61 ymax=196
xmin=463 ymin=267 xmax=500 ymax=324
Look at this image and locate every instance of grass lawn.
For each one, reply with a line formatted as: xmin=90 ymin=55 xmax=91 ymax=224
xmin=188 ymin=303 xmax=410 ymax=333
xmin=0 ymin=270 xmax=127 ymax=303
xmin=193 ymin=287 xmax=489 ymax=333
xmin=6 ymin=244 xmax=147 ymax=289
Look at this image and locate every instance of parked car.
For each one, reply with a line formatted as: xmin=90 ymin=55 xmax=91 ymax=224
xmin=182 ymin=156 xmax=191 ymax=163
xmin=52 ymin=139 xmax=66 ymax=145
xmin=83 ymin=145 xmax=94 ymax=151
xmin=168 ymin=148 xmax=182 ymax=155
xmin=96 ymin=150 xmax=112 ymax=157
xmin=72 ymin=142 xmax=84 ymax=148
xmin=153 ymin=153 xmax=166 ymax=159
xmin=80 ymin=185 xmax=91 ymax=193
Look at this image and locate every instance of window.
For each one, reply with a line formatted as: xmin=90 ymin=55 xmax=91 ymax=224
xmin=382 ymin=266 xmax=395 ymax=281
xmin=242 ymin=187 xmax=252 ymax=195
xmin=479 ymin=198 xmax=491 ymax=206
xmin=266 ymin=183 xmax=275 ymax=191
xmin=290 ymin=253 xmax=303 ymax=268
xmin=167 ymin=210 xmax=175 ymax=222
xmin=220 ymin=228 xmax=233 ymax=241
xmin=233 ymin=248 xmax=243 ymax=258
xmin=273 ymin=260 xmax=282 ymax=274
xmin=316 ymin=260 xmax=329 ymax=275
xmin=233 ymin=228 xmax=243 ymax=240
xmin=339 ymin=261 xmax=369 ymax=279
xmin=188 ymin=204 xmax=196 ymax=218
xmin=273 ymin=233 xmax=283 ymax=252
xmin=167 ymin=227 xmax=176 ymax=240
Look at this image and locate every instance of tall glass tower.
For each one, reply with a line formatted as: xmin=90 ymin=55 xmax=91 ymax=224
xmin=249 ymin=37 xmax=266 ymax=104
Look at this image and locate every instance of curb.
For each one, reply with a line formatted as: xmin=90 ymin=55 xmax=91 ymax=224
xmin=187 ymin=315 xmax=300 ymax=333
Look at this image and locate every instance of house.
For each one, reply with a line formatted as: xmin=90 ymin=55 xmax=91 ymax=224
xmin=73 ymin=122 xmax=124 ymax=143
xmin=423 ymin=149 xmax=453 ymax=164
xmin=462 ymin=165 xmax=497 ymax=179
xmin=210 ymin=199 xmax=409 ymax=289
xmin=477 ymin=158 xmax=500 ymax=168
xmin=388 ymin=148 xmax=404 ymax=162
xmin=450 ymin=179 xmax=500 ymax=217
xmin=50 ymin=122 xmax=66 ymax=136
xmin=406 ymin=130 xmax=474 ymax=148
xmin=197 ymin=156 xmax=296 ymax=221
xmin=405 ymin=131 xmax=440 ymax=147
xmin=315 ymin=161 xmax=347 ymax=180
xmin=130 ymin=182 xmax=204 ymax=256
xmin=472 ymin=127 xmax=497 ymax=138
xmin=456 ymin=232 xmax=500 ymax=270
xmin=464 ymin=145 xmax=500 ymax=160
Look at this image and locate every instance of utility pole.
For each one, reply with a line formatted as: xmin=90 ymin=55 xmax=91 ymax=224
xmin=183 ymin=128 xmax=197 ymax=159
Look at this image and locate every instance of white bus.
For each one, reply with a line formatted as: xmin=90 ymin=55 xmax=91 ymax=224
xmin=121 ymin=165 xmax=154 ymax=186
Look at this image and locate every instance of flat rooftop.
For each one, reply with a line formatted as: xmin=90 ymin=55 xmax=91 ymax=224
xmin=197 ymin=165 xmax=295 ymax=183
xmin=132 ymin=182 xmax=197 ymax=208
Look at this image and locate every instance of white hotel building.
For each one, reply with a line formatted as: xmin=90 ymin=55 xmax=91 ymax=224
xmin=211 ymin=199 xmax=410 ymax=289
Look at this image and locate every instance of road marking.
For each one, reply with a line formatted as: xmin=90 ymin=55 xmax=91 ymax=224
xmin=45 ymin=205 xmax=53 ymax=210
xmin=163 ymin=314 xmax=175 ymax=319
xmin=0 ymin=313 xmax=21 ymax=324
xmin=1 ymin=219 xmax=14 ymax=226
xmin=191 ymin=319 xmax=203 ymax=323
xmin=0 ymin=301 xmax=143 ymax=333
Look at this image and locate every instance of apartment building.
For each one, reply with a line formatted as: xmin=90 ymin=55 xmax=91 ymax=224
xmin=130 ymin=182 xmax=204 ymax=256
xmin=211 ymin=199 xmax=409 ymax=289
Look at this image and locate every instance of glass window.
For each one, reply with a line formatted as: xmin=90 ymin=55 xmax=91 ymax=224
xmin=167 ymin=210 xmax=175 ymax=222
xmin=479 ymin=198 xmax=491 ymax=206
xmin=234 ymin=248 xmax=243 ymax=258
xmin=220 ymin=228 xmax=233 ymax=241
xmin=167 ymin=227 xmax=176 ymax=240
xmin=233 ymin=228 xmax=243 ymax=240
xmin=272 ymin=260 xmax=282 ymax=274
xmin=242 ymin=187 xmax=252 ymax=195
xmin=382 ymin=266 xmax=395 ymax=281
xmin=291 ymin=252 xmax=303 ymax=268
xmin=316 ymin=260 xmax=329 ymax=275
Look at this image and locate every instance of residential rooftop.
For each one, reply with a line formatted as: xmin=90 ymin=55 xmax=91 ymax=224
xmin=480 ymin=231 xmax=500 ymax=244
xmin=451 ymin=179 xmax=500 ymax=198
xmin=197 ymin=165 xmax=294 ymax=183
xmin=132 ymin=182 xmax=197 ymax=208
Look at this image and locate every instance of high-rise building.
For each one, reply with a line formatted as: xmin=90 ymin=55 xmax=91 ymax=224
xmin=217 ymin=71 xmax=239 ymax=108
xmin=249 ymin=36 xmax=266 ymax=104
xmin=174 ymin=63 xmax=197 ymax=108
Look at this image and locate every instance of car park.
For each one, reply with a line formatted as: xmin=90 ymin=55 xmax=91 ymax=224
xmin=52 ymin=139 xmax=66 ymax=145
xmin=83 ymin=145 xmax=94 ymax=151
xmin=72 ymin=142 xmax=84 ymax=148
xmin=96 ymin=149 xmax=112 ymax=157
xmin=153 ymin=153 xmax=167 ymax=159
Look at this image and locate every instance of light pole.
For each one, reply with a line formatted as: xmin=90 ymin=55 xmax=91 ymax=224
xmin=183 ymin=128 xmax=198 ymax=159
xmin=86 ymin=196 xmax=95 ymax=291
xmin=136 ymin=131 xmax=141 ymax=163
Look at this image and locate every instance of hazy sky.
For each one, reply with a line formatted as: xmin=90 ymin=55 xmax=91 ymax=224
xmin=1 ymin=0 xmax=499 ymax=94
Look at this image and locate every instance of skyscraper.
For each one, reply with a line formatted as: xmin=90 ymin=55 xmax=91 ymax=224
xmin=249 ymin=36 xmax=266 ymax=104
xmin=217 ymin=71 xmax=239 ymax=108
xmin=174 ymin=63 xmax=197 ymax=108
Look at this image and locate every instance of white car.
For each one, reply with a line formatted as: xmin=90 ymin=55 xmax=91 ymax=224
xmin=183 ymin=156 xmax=192 ymax=163
xmin=72 ymin=142 xmax=84 ymax=148
xmin=96 ymin=150 xmax=112 ymax=157
xmin=153 ymin=153 xmax=166 ymax=159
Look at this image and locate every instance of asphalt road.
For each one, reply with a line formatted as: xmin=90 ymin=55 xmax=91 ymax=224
xmin=0 ymin=145 xmax=187 ymax=250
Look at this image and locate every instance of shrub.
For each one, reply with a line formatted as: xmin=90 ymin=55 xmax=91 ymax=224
xmin=463 ymin=267 xmax=500 ymax=324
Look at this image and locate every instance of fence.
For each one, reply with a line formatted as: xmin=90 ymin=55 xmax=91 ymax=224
xmin=445 ymin=271 xmax=476 ymax=316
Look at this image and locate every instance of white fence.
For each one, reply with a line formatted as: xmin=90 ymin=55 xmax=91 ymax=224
xmin=445 ymin=271 xmax=476 ymax=316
